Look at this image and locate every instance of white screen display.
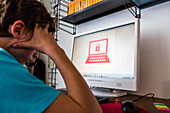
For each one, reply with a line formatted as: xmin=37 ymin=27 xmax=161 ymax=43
xmin=72 ymin=23 xmax=136 ymax=79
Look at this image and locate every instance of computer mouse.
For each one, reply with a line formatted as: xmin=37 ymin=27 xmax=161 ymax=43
xmin=121 ymin=100 xmax=138 ymax=113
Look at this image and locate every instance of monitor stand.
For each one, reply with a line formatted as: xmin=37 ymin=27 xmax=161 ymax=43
xmin=91 ymin=87 xmax=127 ymax=97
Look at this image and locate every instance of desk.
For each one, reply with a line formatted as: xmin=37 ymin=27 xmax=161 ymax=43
xmin=58 ymin=89 xmax=169 ymax=112
xmin=109 ymin=94 xmax=169 ymax=113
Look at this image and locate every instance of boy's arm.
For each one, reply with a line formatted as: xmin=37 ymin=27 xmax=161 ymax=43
xmin=44 ymin=45 xmax=102 ymax=113
xmin=24 ymin=52 xmax=39 ymax=74
xmin=24 ymin=60 xmax=36 ymax=74
xmin=13 ymin=24 xmax=102 ymax=113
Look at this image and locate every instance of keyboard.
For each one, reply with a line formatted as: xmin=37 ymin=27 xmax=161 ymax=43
xmin=59 ymin=89 xmax=109 ymax=104
xmin=95 ymin=96 xmax=109 ymax=104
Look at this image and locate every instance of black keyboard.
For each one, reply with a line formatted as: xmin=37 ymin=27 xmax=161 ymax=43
xmin=95 ymin=96 xmax=104 ymax=100
xmin=59 ymin=89 xmax=109 ymax=104
xmin=95 ymin=96 xmax=109 ymax=104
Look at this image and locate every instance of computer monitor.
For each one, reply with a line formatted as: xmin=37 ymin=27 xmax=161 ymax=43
xmin=71 ymin=19 xmax=140 ymax=97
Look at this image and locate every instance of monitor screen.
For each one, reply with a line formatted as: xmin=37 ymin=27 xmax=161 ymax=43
xmin=71 ymin=20 xmax=140 ymax=97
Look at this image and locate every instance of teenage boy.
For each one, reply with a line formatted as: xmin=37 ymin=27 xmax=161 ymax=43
xmin=0 ymin=0 xmax=102 ymax=112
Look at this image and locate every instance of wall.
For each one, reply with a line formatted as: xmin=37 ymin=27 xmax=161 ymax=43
xmin=76 ymin=2 xmax=170 ymax=99
xmin=43 ymin=0 xmax=170 ymax=99
xmin=137 ymin=2 xmax=170 ymax=99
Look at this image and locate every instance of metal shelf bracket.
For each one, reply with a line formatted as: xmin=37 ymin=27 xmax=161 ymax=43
xmin=124 ymin=0 xmax=141 ymax=19
xmin=51 ymin=0 xmax=76 ymax=36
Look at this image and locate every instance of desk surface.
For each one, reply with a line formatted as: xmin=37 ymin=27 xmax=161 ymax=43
xmin=109 ymin=94 xmax=169 ymax=113
xmin=58 ymin=88 xmax=169 ymax=112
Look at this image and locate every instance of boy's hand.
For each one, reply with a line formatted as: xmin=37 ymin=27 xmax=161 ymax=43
xmin=24 ymin=51 xmax=39 ymax=74
xmin=12 ymin=24 xmax=57 ymax=54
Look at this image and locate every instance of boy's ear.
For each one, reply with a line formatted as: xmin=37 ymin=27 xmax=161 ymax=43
xmin=10 ymin=20 xmax=25 ymax=38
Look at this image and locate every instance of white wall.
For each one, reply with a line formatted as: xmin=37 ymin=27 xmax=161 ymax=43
xmin=76 ymin=2 xmax=170 ymax=99
xmin=43 ymin=0 xmax=170 ymax=99
xmin=137 ymin=2 xmax=170 ymax=99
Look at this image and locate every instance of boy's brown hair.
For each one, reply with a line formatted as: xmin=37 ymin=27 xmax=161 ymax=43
xmin=0 ymin=0 xmax=55 ymax=37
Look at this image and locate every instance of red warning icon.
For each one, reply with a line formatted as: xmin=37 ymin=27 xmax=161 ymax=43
xmin=95 ymin=44 xmax=100 ymax=52
xmin=85 ymin=38 xmax=110 ymax=64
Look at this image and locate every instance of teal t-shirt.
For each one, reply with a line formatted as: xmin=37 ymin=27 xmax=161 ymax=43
xmin=0 ymin=48 xmax=60 ymax=113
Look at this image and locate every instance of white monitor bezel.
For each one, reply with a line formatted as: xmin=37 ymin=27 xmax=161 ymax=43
xmin=71 ymin=19 xmax=140 ymax=91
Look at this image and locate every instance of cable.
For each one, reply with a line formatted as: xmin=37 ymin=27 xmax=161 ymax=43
xmin=132 ymin=93 xmax=155 ymax=102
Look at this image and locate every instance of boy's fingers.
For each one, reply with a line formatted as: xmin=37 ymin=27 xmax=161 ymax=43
xmin=44 ymin=24 xmax=50 ymax=32
xmin=12 ymin=42 xmax=31 ymax=49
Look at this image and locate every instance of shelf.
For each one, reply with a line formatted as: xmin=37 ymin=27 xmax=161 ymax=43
xmin=61 ymin=0 xmax=169 ymax=25
xmin=61 ymin=0 xmax=127 ymax=25
xmin=133 ymin=0 xmax=169 ymax=8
